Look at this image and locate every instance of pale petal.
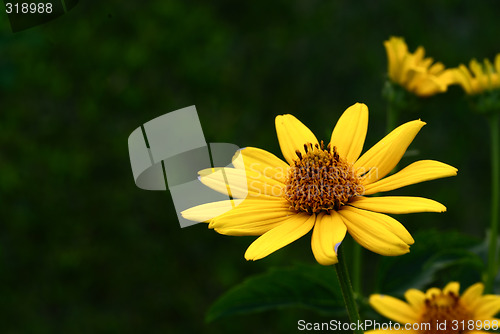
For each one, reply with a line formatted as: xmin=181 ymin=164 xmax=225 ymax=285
xmin=275 ymin=114 xmax=319 ymax=165
xmin=404 ymin=289 xmax=426 ymax=312
xmin=311 ymin=211 xmax=347 ymax=265
xmin=369 ymin=294 xmax=420 ymax=323
xmin=349 ymin=196 xmax=446 ymax=214
xmin=363 ymin=160 xmax=457 ymax=195
xmin=329 ymin=103 xmax=369 ymax=164
xmin=232 ymin=147 xmax=289 ymax=183
xmin=181 ymin=199 xmax=244 ymax=222
xmin=245 ymin=213 xmax=316 ymax=261
xmin=198 ymin=167 xmax=285 ymax=198
xmin=339 ymin=206 xmax=412 ymax=256
xmin=353 ymin=120 xmax=426 ymax=185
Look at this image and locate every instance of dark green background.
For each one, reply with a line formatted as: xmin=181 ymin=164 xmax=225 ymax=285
xmin=1 ymin=0 xmax=498 ymax=332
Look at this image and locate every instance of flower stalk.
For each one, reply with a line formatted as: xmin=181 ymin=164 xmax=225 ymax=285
xmin=335 ymin=246 xmax=362 ymax=334
xmin=352 ymin=242 xmax=362 ymax=296
xmin=486 ymin=112 xmax=500 ymax=293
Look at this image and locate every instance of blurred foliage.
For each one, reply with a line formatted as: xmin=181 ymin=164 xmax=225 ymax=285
xmin=1 ymin=0 xmax=500 ymax=332
xmin=206 ymin=263 xmax=346 ymax=323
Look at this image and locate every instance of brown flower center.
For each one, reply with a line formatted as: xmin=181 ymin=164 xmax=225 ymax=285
xmin=420 ymin=291 xmax=473 ymax=334
xmin=284 ymin=141 xmax=363 ymax=214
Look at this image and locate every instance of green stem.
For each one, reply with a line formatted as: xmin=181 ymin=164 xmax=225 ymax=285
xmin=352 ymin=242 xmax=361 ymax=296
xmin=386 ymin=98 xmax=398 ymax=134
xmin=335 ymin=246 xmax=362 ymax=334
xmin=486 ymin=113 xmax=500 ymax=293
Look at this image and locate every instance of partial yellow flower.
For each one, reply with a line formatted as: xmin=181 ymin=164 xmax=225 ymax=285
xmin=369 ymin=282 xmax=500 ymax=334
xmin=182 ymin=103 xmax=457 ymax=265
xmin=453 ymin=54 xmax=500 ymax=95
xmin=384 ymin=36 xmax=454 ymax=97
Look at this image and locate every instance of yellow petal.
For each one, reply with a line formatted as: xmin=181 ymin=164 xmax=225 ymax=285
xmin=339 ymin=206 xmax=412 ymax=255
xmin=232 ymin=147 xmax=289 ymax=183
xmin=399 ymin=53 xmax=417 ymax=85
xmin=404 ymin=289 xmax=426 ymax=312
xmin=214 ymin=217 xmax=290 ymax=236
xmin=209 ymin=197 xmax=294 ymax=233
xmin=384 ymin=37 xmax=408 ymax=82
xmin=369 ymin=294 xmax=420 ymax=323
xmin=349 ymin=196 xmax=446 ymax=214
xmin=438 ymin=68 xmax=457 ymax=86
xmin=341 ymin=206 xmax=414 ymax=245
xmin=470 ymin=59 xmax=487 ymax=88
xmin=405 ymin=66 xmax=427 ymax=91
xmin=413 ymin=46 xmax=426 ymax=65
xmin=198 ymin=167 xmax=284 ymax=198
xmin=244 ymin=213 xmax=316 ymax=261
xmin=443 ymin=281 xmax=460 ymax=295
xmin=181 ymin=199 xmax=244 ymax=222
xmin=425 ymin=287 xmax=442 ymax=299
xmin=311 ymin=211 xmax=347 ymax=265
xmin=428 ymin=62 xmax=445 ymax=75
xmin=354 ymin=120 xmax=426 ymax=185
xmin=495 ymin=54 xmax=500 ymax=75
xmin=363 ymin=160 xmax=457 ymax=195
xmin=275 ymin=114 xmax=318 ymax=165
xmin=474 ymin=295 xmax=500 ymax=318
xmin=453 ymin=65 xmax=474 ymax=94
xmin=461 ymin=283 xmax=484 ymax=308
xmin=413 ymin=76 xmax=447 ymax=97
xmin=329 ymin=103 xmax=369 ymax=164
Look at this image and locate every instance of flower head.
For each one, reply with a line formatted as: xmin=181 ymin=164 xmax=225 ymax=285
xmin=369 ymin=282 xmax=500 ymax=334
xmin=384 ymin=36 xmax=454 ymax=97
xmin=182 ymin=103 xmax=457 ymax=265
xmin=453 ymin=54 xmax=500 ymax=95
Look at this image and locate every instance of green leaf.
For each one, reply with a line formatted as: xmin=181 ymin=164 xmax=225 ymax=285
xmin=206 ymin=263 xmax=346 ymax=322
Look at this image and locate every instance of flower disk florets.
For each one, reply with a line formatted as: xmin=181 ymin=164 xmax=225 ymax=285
xmin=420 ymin=291 xmax=473 ymax=334
xmin=284 ymin=141 xmax=363 ymax=214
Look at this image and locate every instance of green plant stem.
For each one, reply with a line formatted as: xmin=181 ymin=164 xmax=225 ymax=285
xmin=335 ymin=246 xmax=362 ymax=334
xmin=486 ymin=112 xmax=500 ymax=293
xmin=352 ymin=242 xmax=361 ymax=296
xmin=386 ymin=99 xmax=398 ymax=134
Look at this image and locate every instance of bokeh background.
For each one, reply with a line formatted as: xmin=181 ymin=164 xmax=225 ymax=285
xmin=1 ymin=0 xmax=499 ymax=332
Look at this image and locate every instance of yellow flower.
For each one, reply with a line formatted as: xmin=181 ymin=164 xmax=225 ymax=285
xmin=182 ymin=103 xmax=457 ymax=265
xmin=384 ymin=36 xmax=454 ymax=97
xmin=369 ymin=282 xmax=500 ymax=334
xmin=453 ymin=54 xmax=500 ymax=95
